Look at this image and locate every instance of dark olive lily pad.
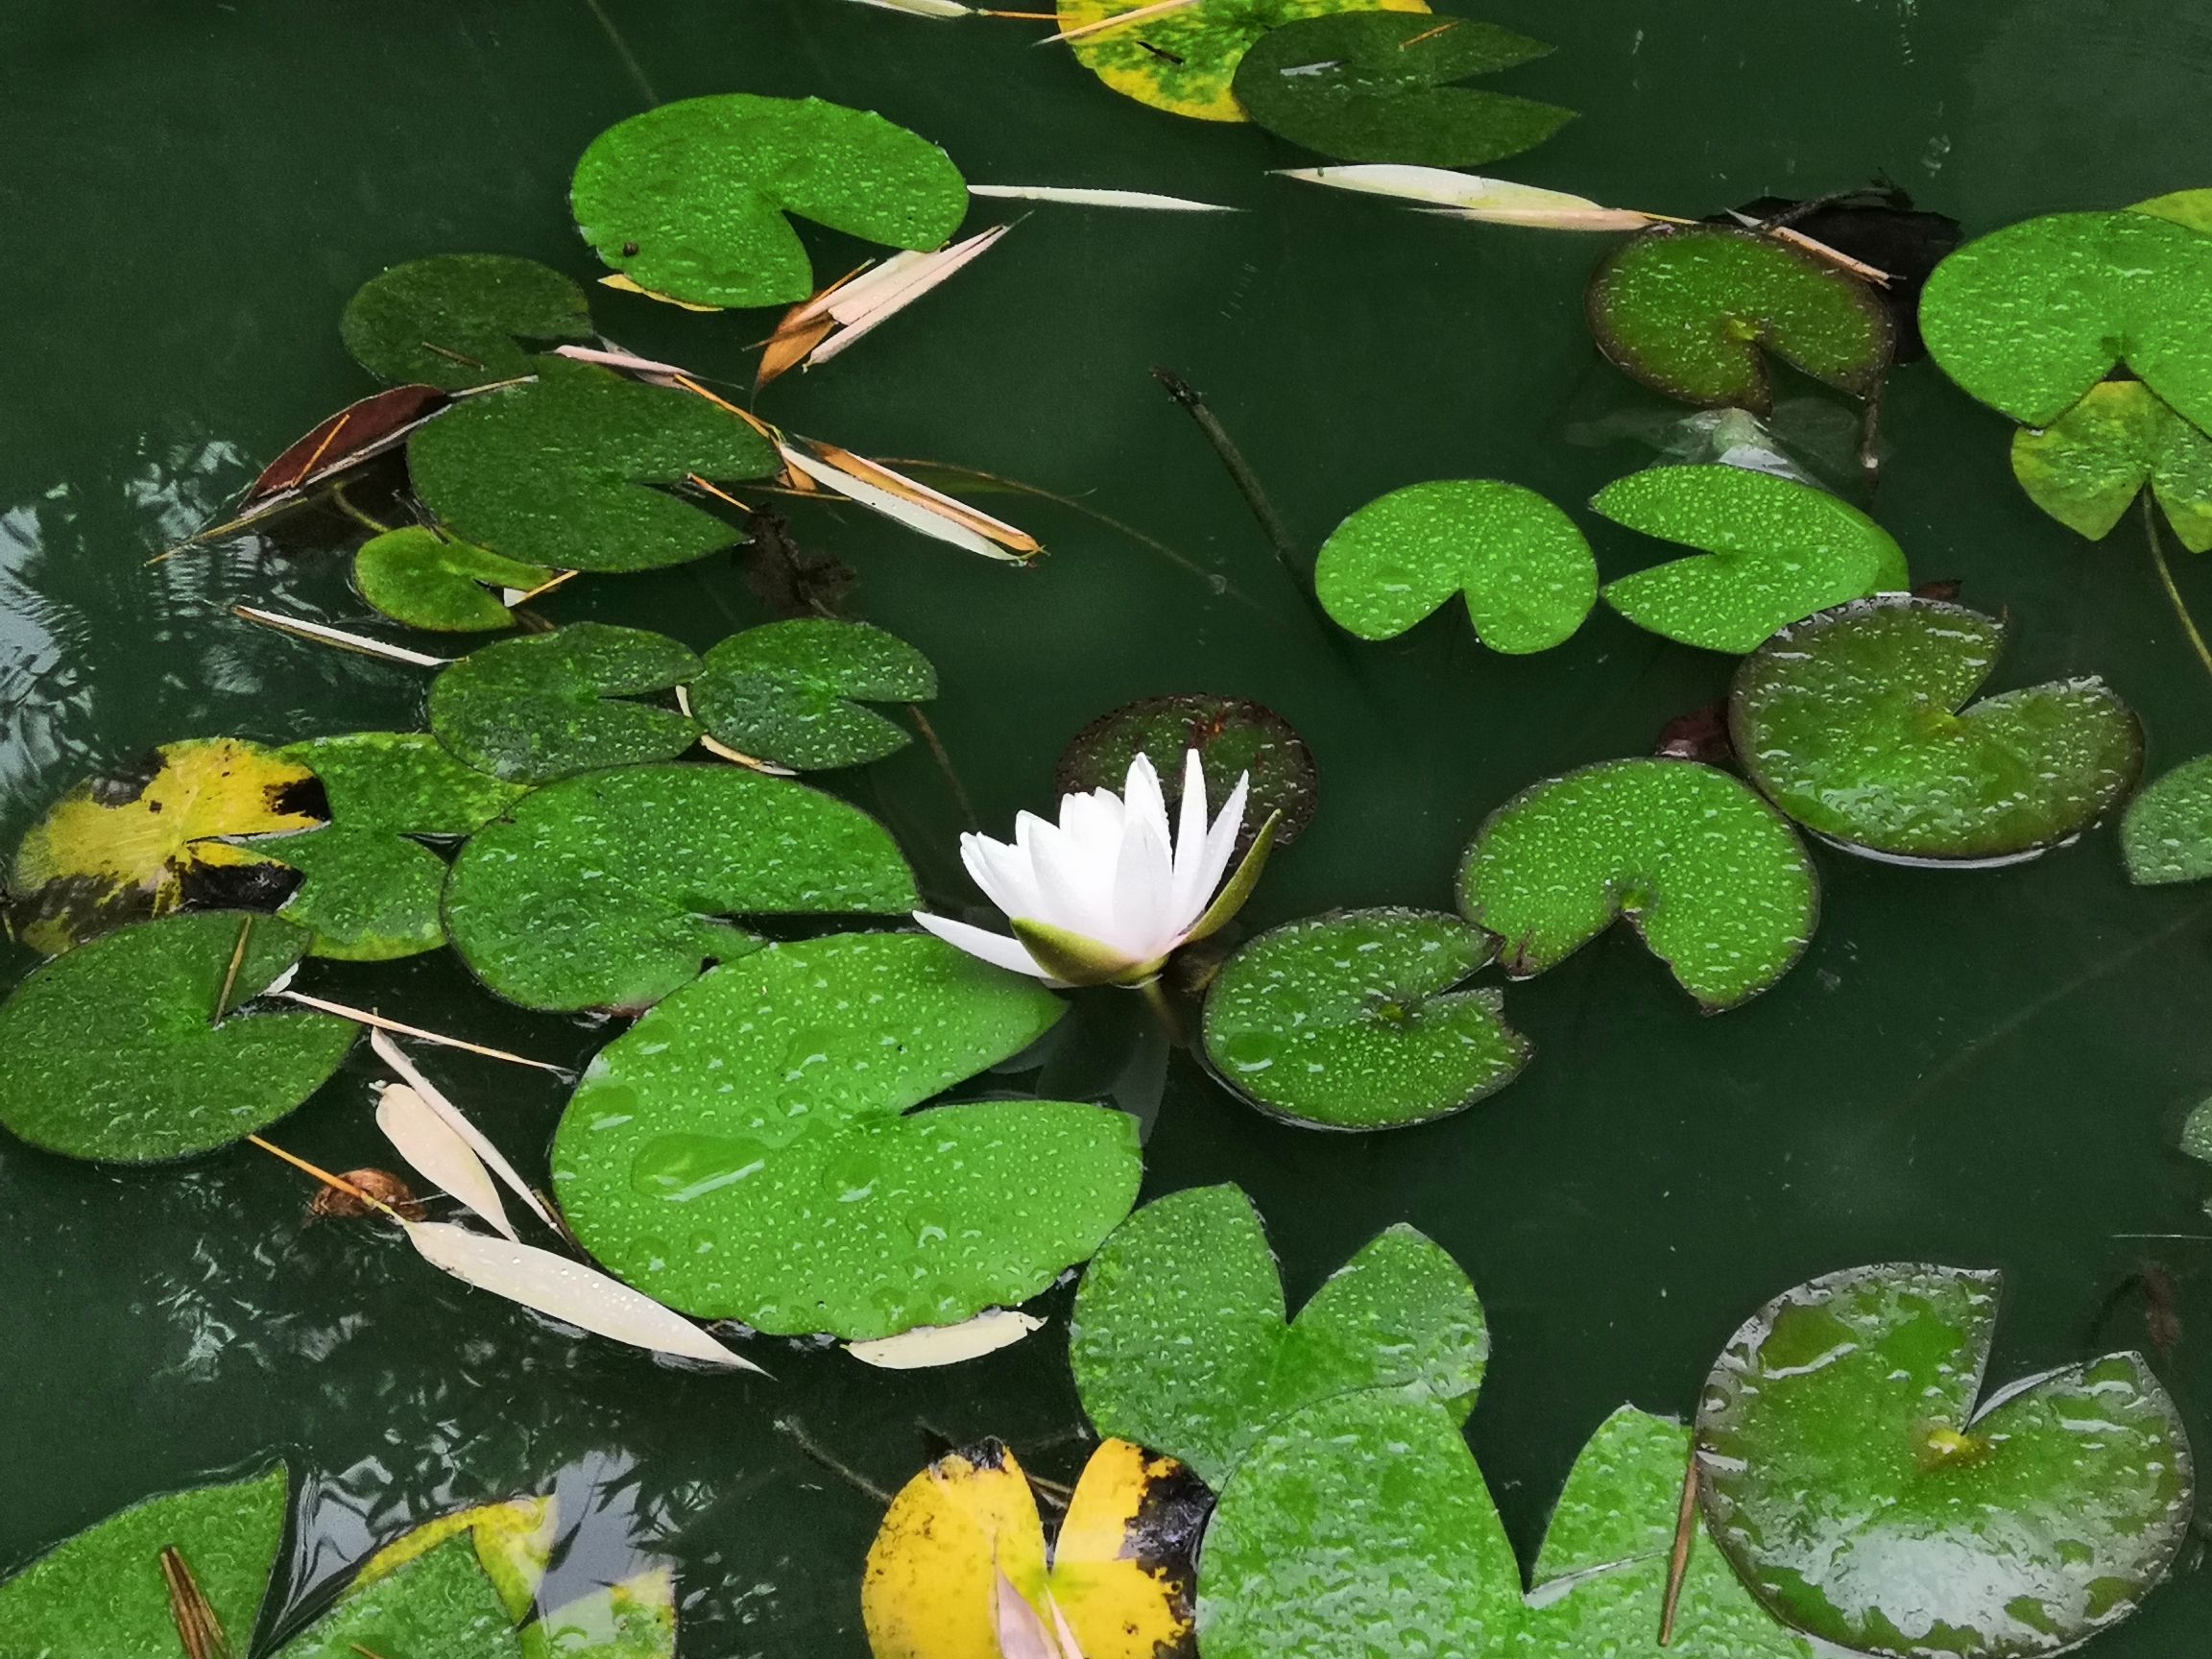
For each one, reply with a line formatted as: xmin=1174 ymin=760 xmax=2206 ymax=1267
xmin=1201 ymin=908 xmax=1528 ymax=1130
xmin=1056 ymin=692 xmax=1318 ymax=850
xmin=570 ymin=94 xmax=969 ymax=308
xmin=1729 ymin=595 xmax=2143 ymax=865
xmin=551 ymin=931 xmax=1140 ymax=1339
xmin=688 ymin=619 xmax=934 ymax=771
xmin=1231 ymin=12 xmax=1573 ymax=167
xmin=278 ymin=1539 xmax=520 ymax=1659
xmin=443 ymin=763 xmax=918 ymax=1012
xmin=1593 ymin=463 xmax=1911 ymax=652
xmin=341 ymin=253 xmax=592 ymax=392
xmin=1456 ymin=758 xmax=1818 ymax=1011
xmin=353 ymin=525 xmax=553 ymax=634
xmin=2121 ymin=755 xmax=2212 ymax=884
xmin=0 ymin=912 xmax=355 ymax=1161
xmin=429 ymin=622 xmax=701 ymax=784
xmin=2011 ymin=381 xmax=2212 ymax=552
xmin=408 ymin=356 xmax=777 ymax=573
xmin=1697 ymin=1263 xmax=2195 ymax=1658
xmin=1588 ymin=227 xmax=1894 ymax=413
xmin=1314 ymin=479 xmax=1597 ymax=655
xmin=1070 ymin=1184 xmax=1487 ymax=1487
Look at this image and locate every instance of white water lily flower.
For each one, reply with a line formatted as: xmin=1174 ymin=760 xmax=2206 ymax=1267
xmin=915 ymin=749 xmax=1277 ymax=988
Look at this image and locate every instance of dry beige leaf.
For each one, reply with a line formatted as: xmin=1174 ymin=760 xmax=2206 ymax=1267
xmin=780 ymin=445 xmax=1027 ymax=562
xmin=371 ymin=1029 xmax=559 ymax=1231
xmin=845 ymin=1310 xmax=1045 ymax=1370
xmin=376 ymin=1083 xmax=517 ymax=1241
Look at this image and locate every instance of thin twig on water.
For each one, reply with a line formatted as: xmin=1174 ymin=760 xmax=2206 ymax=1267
xmin=774 ymin=1416 xmax=894 ymax=1504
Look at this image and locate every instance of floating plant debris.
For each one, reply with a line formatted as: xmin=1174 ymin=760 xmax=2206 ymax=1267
xmin=246 ymin=383 xmax=450 ymax=504
xmin=1055 ymin=693 xmax=1317 ymax=849
xmin=688 ymin=618 xmax=936 ymax=771
xmin=427 ymin=622 xmax=702 ymax=784
xmin=845 ymin=1308 xmax=1045 ymax=1370
xmin=2121 ymin=754 xmax=2212 ymax=884
xmin=353 ymin=524 xmax=554 ymax=633
xmin=2010 ymin=380 xmax=2212 ymax=551
xmin=341 ymin=252 xmax=593 ymax=392
xmin=1277 ymin=163 xmax=1657 ymax=228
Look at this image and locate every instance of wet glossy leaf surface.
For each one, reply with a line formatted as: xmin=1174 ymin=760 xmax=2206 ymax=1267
xmin=428 ymin=623 xmax=701 ymax=784
xmin=358 ymin=1495 xmax=556 ymax=1621
xmin=277 ymin=1537 xmax=521 ymax=1659
xmin=551 ymin=932 xmax=1139 ymax=1337
xmin=689 ymin=618 xmax=934 ymax=771
xmin=1056 ymin=693 xmax=1317 ymax=849
xmin=353 ymin=525 xmax=553 ymax=633
xmin=2120 ymin=754 xmax=2212 ymax=885
xmin=341 ymin=252 xmax=592 ymax=391
xmin=2010 ymin=381 xmax=2212 ymax=552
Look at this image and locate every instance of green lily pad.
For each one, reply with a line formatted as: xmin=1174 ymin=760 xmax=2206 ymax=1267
xmin=428 ymin=622 xmax=701 ymax=784
xmin=2183 ymin=1097 xmax=2212 ymax=1164
xmin=443 ymin=763 xmax=918 ymax=1012
xmin=279 ymin=1539 xmax=521 ymax=1659
xmin=1588 ymin=227 xmax=1894 ymax=413
xmin=0 ymin=912 xmax=356 ymax=1162
xmin=1593 ymin=464 xmax=1911 ymax=653
xmin=408 ymin=356 xmax=777 ymax=574
xmin=1921 ymin=207 xmax=2212 ymax=431
xmin=1201 ymin=908 xmax=1528 ymax=1130
xmin=524 ymin=1572 xmax=678 ymax=1659
xmin=0 ymin=1467 xmax=288 ymax=1659
xmin=551 ymin=931 xmax=1141 ymax=1338
xmin=341 ymin=252 xmax=592 ymax=392
xmin=257 ymin=733 xmax=526 ymax=960
xmin=354 ymin=526 xmax=554 ymax=634
xmin=1070 ymin=1183 xmax=1487 ymax=1487
xmin=1231 ymin=12 xmax=1573 ymax=167
xmin=2121 ymin=754 xmax=2212 ymax=884
xmin=688 ymin=619 xmax=934 ymax=771
xmin=1055 ymin=693 xmax=1318 ymax=849
xmin=1313 ymin=479 xmax=1598 ymax=654
xmin=1456 ymin=758 xmax=1817 ymax=1011
xmin=2011 ymin=380 xmax=2212 ymax=552
xmin=1697 ymin=1263 xmax=2195 ymax=1658
xmin=569 ymin=94 xmax=969 ymax=309
xmin=1729 ymin=595 xmax=2143 ymax=864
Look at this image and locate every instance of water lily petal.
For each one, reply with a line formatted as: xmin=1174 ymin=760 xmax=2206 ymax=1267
xmin=1169 ymin=748 xmax=1212 ymax=923
xmin=1122 ymin=752 xmax=1172 ymax=853
xmin=912 ymin=911 xmax=1052 ymax=978
xmin=1027 ymin=818 xmax=1122 ymax=946
xmin=1191 ymin=771 xmax=1252 ymax=912
xmin=1110 ymin=812 xmax=1178 ymax=960
xmin=962 ymin=832 xmax=1046 ymax=923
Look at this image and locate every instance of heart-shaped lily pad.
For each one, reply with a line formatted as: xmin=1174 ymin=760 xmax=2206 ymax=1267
xmin=1728 ymin=595 xmax=2143 ymax=864
xmin=353 ymin=526 xmax=553 ymax=633
xmin=2121 ymin=755 xmax=2212 ymax=884
xmin=688 ymin=619 xmax=935 ymax=771
xmin=1456 ymin=758 xmax=1818 ymax=1011
xmin=1697 ymin=1263 xmax=2195 ymax=1657
xmin=1231 ymin=12 xmax=1573 ymax=167
xmin=443 ymin=763 xmax=918 ymax=1012
xmin=1588 ymin=227 xmax=1894 ymax=412
xmin=1070 ymin=1183 xmax=1487 ymax=1486
xmin=570 ymin=94 xmax=969 ymax=309
xmin=551 ymin=931 xmax=1140 ymax=1337
xmin=1056 ymin=0 xmax=1431 ymax=123
xmin=340 ymin=253 xmax=593 ymax=392
xmin=429 ymin=622 xmax=701 ymax=783
xmin=2011 ymin=380 xmax=2212 ymax=551
xmin=1056 ymin=693 xmax=1318 ymax=849
xmin=1592 ymin=463 xmax=1911 ymax=652
xmin=0 ymin=912 xmax=356 ymax=1161
xmin=1314 ymin=479 xmax=1598 ymax=654
xmin=408 ymin=356 xmax=777 ymax=573
xmin=1201 ymin=908 xmax=1529 ymax=1130
xmin=279 ymin=1539 xmax=520 ymax=1659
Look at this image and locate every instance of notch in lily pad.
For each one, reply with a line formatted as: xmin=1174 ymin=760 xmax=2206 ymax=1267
xmin=1056 ymin=693 xmax=1318 ymax=851
xmin=341 ymin=252 xmax=593 ymax=392
xmin=1729 ymin=594 xmax=2143 ymax=865
xmin=428 ymin=622 xmax=700 ymax=783
xmin=354 ymin=525 xmax=553 ymax=633
xmin=688 ymin=618 xmax=935 ymax=771
xmin=2011 ymin=380 xmax=2212 ymax=551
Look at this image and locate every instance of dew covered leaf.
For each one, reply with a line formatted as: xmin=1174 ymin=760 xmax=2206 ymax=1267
xmin=443 ymin=763 xmax=918 ymax=1012
xmin=1314 ymin=479 xmax=1597 ymax=654
xmin=276 ymin=1538 xmax=522 ymax=1659
xmin=1201 ymin=908 xmax=1528 ymax=1130
xmin=2121 ymin=754 xmax=2212 ymax=884
xmin=341 ymin=253 xmax=593 ymax=392
xmin=1588 ymin=227 xmax=1894 ymax=413
xmin=428 ymin=622 xmax=701 ymax=784
xmin=0 ymin=912 xmax=356 ymax=1162
xmin=1056 ymin=693 xmax=1317 ymax=849
xmin=1456 ymin=758 xmax=1817 ymax=1010
xmin=1729 ymin=595 xmax=2143 ymax=864
xmin=688 ymin=618 xmax=935 ymax=771
xmin=570 ymin=94 xmax=969 ymax=308
xmin=2010 ymin=380 xmax=2212 ymax=552
xmin=0 ymin=1466 xmax=288 ymax=1659
xmin=550 ymin=931 xmax=1139 ymax=1337
xmin=408 ymin=356 xmax=777 ymax=573
xmin=1696 ymin=1263 xmax=2195 ymax=1658
xmin=1231 ymin=12 xmax=1573 ymax=167
xmin=353 ymin=525 xmax=554 ymax=634
xmin=1593 ymin=464 xmax=1910 ymax=653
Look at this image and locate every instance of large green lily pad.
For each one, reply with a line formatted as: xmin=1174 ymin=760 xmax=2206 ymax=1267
xmin=2011 ymin=380 xmax=2212 ymax=552
xmin=1201 ymin=908 xmax=1528 ymax=1130
xmin=278 ymin=1539 xmax=521 ymax=1659
xmin=1231 ymin=12 xmax=1573 ymax=167
xmin=0 ymin=1466 xmax=288 ymax=1659
xmin=354 ymin=525 xmax=554 ymax=633
xmin=443 ymin=763 xmax=918 ymax=1012
xmin=408 ymin=356 xmax=777 ymax=573
xmin=1055 ymin=692 xmax=1318 ymax=849
xmin=688 ymin=619 xmax=934 ymax=771
xmin=1070 ymin=1184 xmax=1486 ymax=1487
xmin=1729 ymin=595 xmax=2143 ymax=864
xmin=0 ymin=912 xmax=356 ymax=1162
xmin=1456 ymin=758 xmax=1818 ymax=1011
xmin=429 ymin=622 xmax=701 ymax=784
xmin=551 ymin=931 xmax=1140 ymax=1339
xmin=1593 ymin=464 xmax=1911 ymax=652
xmin=1314 ymin=479 xmax=1597 ymax=654
xmin=1588 ymin=227 xmax=1894 ymax=413
xmin=1697 ymin=1263 xmax=2195 ymax=1657
xmin=340 ymin=252 xmax=593 ymax=392
xmin=569 ymin=94 xmax=969 ymax=308
xmin=2121 ymin=754 xmax=2212 ymax=884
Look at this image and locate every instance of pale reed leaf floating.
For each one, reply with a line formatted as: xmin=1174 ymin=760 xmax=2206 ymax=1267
xmin=843 ymin=0 xmax=972 ymax=14
xmin=807 ymin=442 xmax=1041 ymax=553
xmin=1277 ymin=166 xmax=1659 ymax=230
xmin=230 ymin=606 xmax=452 ymax=667
xmin=276 ymin=990 xmax=566 ymax=1074
xmin=970 ymin=183 xmax=1237 ymax=212
xmin=370 ymin=1029 xmax=560 ymax=1230
xmin=806 ymin=226 xmax=1012 ymax=367
xmin=548 ymin=343 xmax=687 ymax=384
xmin=780 ymin=445 xmax=1029 ymax=562
xmin=1046 ymin=1594 xmax=1092 ymax=1659
xmin=845 ymin=1309 xmax=1045 ymax=1369
xmin=992 ymin=1570 xmax=1067 ymax=1659
xmin=375 ymin=1082 xmax=517 ymax=1241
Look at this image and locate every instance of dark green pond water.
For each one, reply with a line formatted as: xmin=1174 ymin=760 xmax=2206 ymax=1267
xmin=7 ymin=0 xmax=2212 ymax=1652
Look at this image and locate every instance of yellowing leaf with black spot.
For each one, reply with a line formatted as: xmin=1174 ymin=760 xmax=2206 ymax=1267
xmin=863 ymin=1437 xmax=1207 ymax=1659
xmin=8 ymin=739 xmax=325 ymax=955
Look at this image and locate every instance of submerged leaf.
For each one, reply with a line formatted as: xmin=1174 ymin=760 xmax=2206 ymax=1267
xmin=688 ymin=618 xmax=935 ymax=771
xmin=428 ymin=622 xmax=701 ymax=784
xmin=341 ymin=253 xmax=592 ymax=392
xmin=353 ymin=525 xmax=553 ymax=634
xmin=2011 ymin=380 xmax=2212 ymax=551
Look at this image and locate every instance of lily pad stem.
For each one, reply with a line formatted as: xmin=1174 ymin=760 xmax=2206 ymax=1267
xmin=1151 ymin=368 xmax=1298 ymax=571
xmin=330 ymin=483 xmax=392 ymax=537
xmin=905 ymin=703 xmax=979 ymax=830
xmin=773 ymin=1415 xmax=892 ymax=1505
xmin=2144 ymin=493 xmax=2212 ymax=685
xmin=1134 ymin=974 xmax=1187 ymax=1046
